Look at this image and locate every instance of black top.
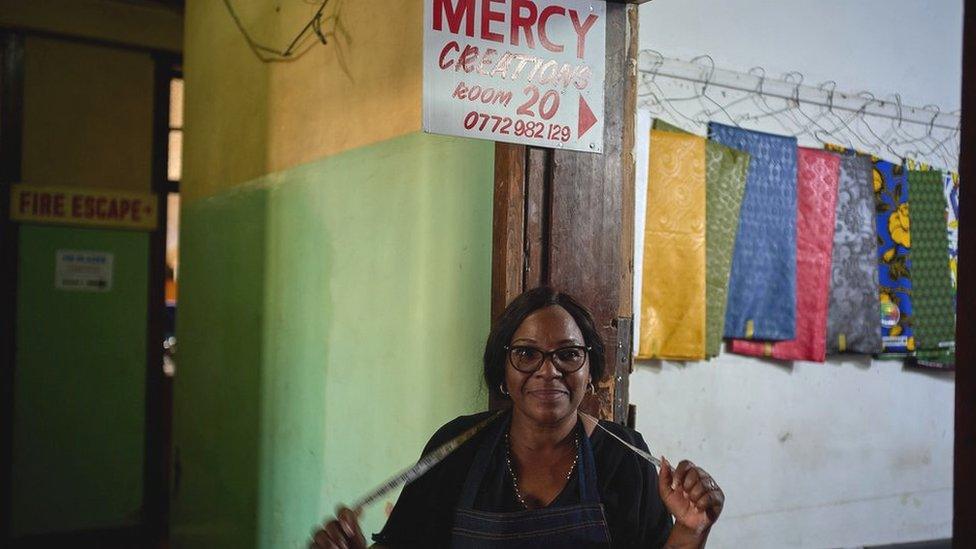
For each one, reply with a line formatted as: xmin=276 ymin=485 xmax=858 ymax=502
xmin=374 ymin=412 xmax=673 ymax=548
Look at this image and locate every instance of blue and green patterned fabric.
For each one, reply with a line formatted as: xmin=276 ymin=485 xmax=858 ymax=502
xmin=907 ymin=169 xmax=955 ymax=368
xmin=872 ymin=158 xmax=913 ymax=353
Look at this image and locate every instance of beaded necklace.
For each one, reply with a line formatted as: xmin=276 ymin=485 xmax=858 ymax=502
xmin=504 ymin=430 xmax=579 ymax=509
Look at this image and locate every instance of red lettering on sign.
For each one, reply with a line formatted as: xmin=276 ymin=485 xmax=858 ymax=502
xmin=18 ymin=191 xmax=30 ymax=215
xmin=12 ymin=188 xmax=153 ymax=227
xmin=439 ymin=41 xmax=460 ymax=69
xmin=480 ymin=0 xmax=505 ymax=43
xmin=526 ymin=56 xmax=546 ymax=81
xmin=510 ymin=0 xmax=537 ymax=48
xmin=38 ymin=193 xmax=51 ymax=216
xmin=458 ymin=44 xmax=479 ymax=72
xmin=574 ymin=65 xmax=592 ymax=90
xmin=538 ymin=6 xmax=565 ymax=54
xmin=433 ymin=0 xmax=598 ymax=60
xmin=491 ymin=52 xmax=514 ymax=77
xmin=569 ymin=11 xmax=598 ymax=59
xmin=535 ymin=60 xmax=559 ymax=84
xmin=53 ymin=194 xmax=65 ymax=216
xmin=434 ymin=0 xmax=475 ymax=36
xmin=476 ymin=48 xmax=497 ymax=75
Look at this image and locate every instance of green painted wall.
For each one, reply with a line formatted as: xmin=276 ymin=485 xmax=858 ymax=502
xmin=173 ymin=132 xmax=494 ymax=548
xmin=170 ymin=187 xmax=268 ymax=547
xmin=12 ymin=225 xmax=148 ymax=536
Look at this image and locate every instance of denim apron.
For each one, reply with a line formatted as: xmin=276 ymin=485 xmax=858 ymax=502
xmin=449 ymin=414 xmax=612 ymax=548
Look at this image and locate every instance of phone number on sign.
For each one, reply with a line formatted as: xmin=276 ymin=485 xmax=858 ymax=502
xmin=462 ymin=111 xmax=571 ymax=143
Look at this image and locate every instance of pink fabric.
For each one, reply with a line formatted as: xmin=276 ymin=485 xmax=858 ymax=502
xmin=729 ymin=148 xmax=840 ymax=362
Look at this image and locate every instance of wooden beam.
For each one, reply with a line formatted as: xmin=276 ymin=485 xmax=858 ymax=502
xmin=547 ymin=2 xmax=637 ymax=422
xmin=491 ymin=142 xmax=527 ymax=323
xmin=0 ymin=31 xmax=24 ymax=544
xmin=490 ymin=4 xmax=639 ymax=422
xmin=954 ymin=0 xmax=974 ymax=546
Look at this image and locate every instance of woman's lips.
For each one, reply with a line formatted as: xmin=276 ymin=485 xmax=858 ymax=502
xmin=527 ymin=389 xmax=568 ymax=401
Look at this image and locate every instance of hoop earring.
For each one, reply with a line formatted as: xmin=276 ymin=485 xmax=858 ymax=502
xmin=587 ymin=382 xmax=595 ymax=394
xmin=499 ymin=383 xmax=510 ymax=397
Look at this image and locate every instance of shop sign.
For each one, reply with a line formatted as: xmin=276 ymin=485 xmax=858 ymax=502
xmin=423 ymin=0 xmax=606 ymax=153
xmin=10 ymin=184 xmax=158 ymax=231
xmin=55 ymin=250 xmax=114 ymax=292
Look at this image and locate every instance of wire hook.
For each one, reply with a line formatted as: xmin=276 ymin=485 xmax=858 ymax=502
xmin=640 ymin=49 xmax=665 ymax=82
xmin=785 ymin=71 xmax=804 ymax=107
xmin=925 ymin=104 xmax=941 ymax=138
xmin=819 ymin=81 xmax=837 ymax=112
xmin=691 ymin=54 xmax=716 ymax=95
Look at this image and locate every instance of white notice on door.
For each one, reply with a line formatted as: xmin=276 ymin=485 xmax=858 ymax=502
xmin=55 ymin=250 xmax=113 ymax=292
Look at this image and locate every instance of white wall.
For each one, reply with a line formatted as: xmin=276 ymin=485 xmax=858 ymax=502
xmin=633 ymin=2 xmax=962 ymax=548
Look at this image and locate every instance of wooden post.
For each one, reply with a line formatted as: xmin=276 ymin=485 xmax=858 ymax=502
xmin=0 ymin=31 xmax=24 ymax=544
xmin=491 ymin=4 xmax=639 ymax=422
xmin=954 ymin=0 xmax=974 ymax=546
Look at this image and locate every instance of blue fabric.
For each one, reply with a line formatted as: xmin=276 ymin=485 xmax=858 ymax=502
xmin=450 ymin=414 xmax=611 ymax=548
xmin=709 ymin=123 xmax=798 ymax=340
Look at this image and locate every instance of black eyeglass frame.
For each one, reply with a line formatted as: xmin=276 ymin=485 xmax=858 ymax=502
xmin=503 ymin=344 xmax=592 ymax=374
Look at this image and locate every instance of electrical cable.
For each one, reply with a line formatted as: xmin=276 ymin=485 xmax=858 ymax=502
xmin=222 ymin=0 xmax=330 ymax=63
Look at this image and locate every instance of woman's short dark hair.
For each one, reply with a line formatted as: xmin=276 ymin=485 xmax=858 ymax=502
xmin=484 ymin=286 xmax=606 ymax=399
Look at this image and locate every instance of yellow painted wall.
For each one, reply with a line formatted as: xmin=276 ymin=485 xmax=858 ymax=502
xmin=182 ymin=0 xmax=270 ymax=203
xmin=0 ymin=0 xmax=183 ymax=52
xmin=21 ymin=36 xmax=154 ymax=191
xmin=183 ymin=0 xmax=422 ymax=203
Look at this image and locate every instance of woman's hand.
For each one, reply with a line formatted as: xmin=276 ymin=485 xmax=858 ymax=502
xmin=310 ymin=506 xmax=367 ymax=549
xmin=658 ymin=457 xmax=724 ymax=540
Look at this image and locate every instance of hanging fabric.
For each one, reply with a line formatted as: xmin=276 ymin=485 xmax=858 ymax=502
xmin=874 ymin=159 xmax=914 ymax=354
xmin=827 ymin=145 xmax=913 ymax=355
xmin=907 ymin=159 xmax=960 ymax=295
xmin=826 ymin=155 xmax=884 ymax=355
xmin=945 ymin=171 xmax=960 ymax=292
xmin=906 ymin=169 xmax=955 ymax=368
xmin=637 ymin=130 xmax=706 ymax=360
xmin=703 ymin=142 xmax=750 ymax=358
xmin=709 ymin=123 xmax=798 ymax=341
xmin=651 ymin=120 xmax=750 ymax=358
xmin=728 ymin=148 xmax=839 ymax=362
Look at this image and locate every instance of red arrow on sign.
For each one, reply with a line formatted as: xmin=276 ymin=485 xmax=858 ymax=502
xmin=578 ymin=96 xmax=598 ymax=138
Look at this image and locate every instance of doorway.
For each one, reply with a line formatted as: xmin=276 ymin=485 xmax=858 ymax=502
xmin=0 ymin=30 xmax=182 ymax=547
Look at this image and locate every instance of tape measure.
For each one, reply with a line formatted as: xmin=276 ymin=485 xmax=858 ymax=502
xmin=579 ymin=412 xmax=661 ymax=468
xmin=350 ymin=410 xmax=504 ymax=512
xmin=348 ymin=410 xmax=660 ymax=514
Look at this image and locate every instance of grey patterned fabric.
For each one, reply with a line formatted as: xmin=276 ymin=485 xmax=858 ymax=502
xmin=826 ymin=155 xmax=883 ymax=354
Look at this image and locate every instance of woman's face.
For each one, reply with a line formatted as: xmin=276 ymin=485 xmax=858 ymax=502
xmin=504 ymin=305 xmax=590 ymax=426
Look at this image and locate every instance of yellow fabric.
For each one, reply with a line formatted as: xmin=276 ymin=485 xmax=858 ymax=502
xmin=638 ymin=131 xmax=706 ymax=360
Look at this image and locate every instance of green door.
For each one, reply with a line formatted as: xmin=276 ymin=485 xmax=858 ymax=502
xmin=11 ymin=225 xmax=148 ymax=535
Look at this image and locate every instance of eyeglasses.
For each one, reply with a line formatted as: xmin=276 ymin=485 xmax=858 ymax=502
xmin=504 ymin=345 xmax=591 ymax=374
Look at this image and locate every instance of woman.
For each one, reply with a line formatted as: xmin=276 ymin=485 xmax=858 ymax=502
xmin=313 ymin=287 xmax=724 ymax=548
